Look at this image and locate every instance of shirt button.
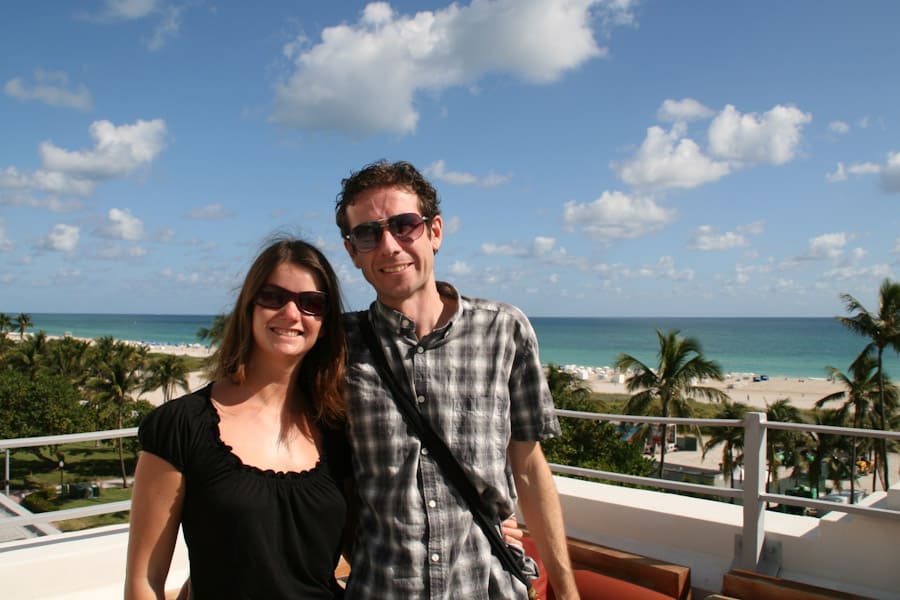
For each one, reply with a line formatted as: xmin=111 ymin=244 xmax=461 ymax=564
xmin=402 ymin=319 xmax=410 ymax=328
xmin=416 ymin=345 xmax=424 ymax=354
xmin=430 ymin=553 xmax=440 ymax=562
xmin=417 ymin=395 xmax=425 ymax=404
xmin=421 ymin=447 xmax=429 ymax=456
xmin=428 ymin=499 xmax=437 ymax=508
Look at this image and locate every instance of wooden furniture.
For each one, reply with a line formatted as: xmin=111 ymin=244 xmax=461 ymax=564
xmin=523 ymin=533 xmax=692 ymax=600
xmin=710 ymin=568 xmax=874 ymax=600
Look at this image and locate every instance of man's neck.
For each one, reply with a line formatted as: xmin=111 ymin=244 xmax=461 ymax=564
xmin=380 ymin=283 xmax=456 ymax=339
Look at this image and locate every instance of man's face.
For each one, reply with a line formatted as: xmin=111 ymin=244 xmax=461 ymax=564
xmin=343 ymin=186 xmax=442 ymax=310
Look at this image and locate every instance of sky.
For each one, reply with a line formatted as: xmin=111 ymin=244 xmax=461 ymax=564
xmin=1 ymin=0 xmax=899 ymax=318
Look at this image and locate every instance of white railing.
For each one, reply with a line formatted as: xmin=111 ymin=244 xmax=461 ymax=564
xmin=2 ymin=415 xmax=899 ymax=576
xmin=550 ymin=410 xmax=900 ymax=573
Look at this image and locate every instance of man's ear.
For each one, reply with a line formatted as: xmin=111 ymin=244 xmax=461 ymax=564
xmin=343 ymin=239 xmax=362 ymax=268
xmin=429 ymin=215 xmax=443 ymax=255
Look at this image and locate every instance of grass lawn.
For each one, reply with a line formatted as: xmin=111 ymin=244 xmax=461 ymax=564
xmin=10 ymin=440 xmax=137 ymax=491
xmin=51 ymin=486 xmax=133 ymax=531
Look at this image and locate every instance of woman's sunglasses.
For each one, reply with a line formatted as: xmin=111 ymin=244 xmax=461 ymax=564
xmin=345 ymin=212 xmax=430 ymax=253
xmin=255 ymin=284 xmax=328 ymax=316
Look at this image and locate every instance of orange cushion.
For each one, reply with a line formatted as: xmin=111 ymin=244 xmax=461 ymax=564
xmin=523 ymin=536 xmax=672 ymax=600
xmin=549 ymin=569 xmax=674 ymax=600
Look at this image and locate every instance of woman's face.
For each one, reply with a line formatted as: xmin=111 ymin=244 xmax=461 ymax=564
xmin=250 ymin=261 xmax=325 ymax=369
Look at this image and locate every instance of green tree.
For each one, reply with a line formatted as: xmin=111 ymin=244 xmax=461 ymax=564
xmin=836 ymin=278 xmax=900 ymax=490
xmin=765 ymin=398 xmax=803 ymax=495
xmin=817 ymin=352 xmax=887 ymax=500
xmin=41 ymin=336 xmax=94 ymax=388
xmin=796 ymin=409 xmax=854 ymax=495
xmin=702 ymin=401 xmax=748 ymax=492
xmin=0 ymin=312 xmax=12 ymax=339
xmin=143 ymin=353 xmax=191 ymax=402
xmin=5 ymin=331 xmax=48 ymax=378
xmin=88 ymin=341 xmax=148 ymax=488
xmin=542 ymin=365 xmax=653 ymax=477
xmin=0 ymin=370 xmax=90 ymax=464
xmin=615 ymin=329 xmax=730 ymax=478
xmin=15 ymin=313 xmax=33 ymax=340
xmin=196 ymin=313 xmax=228 ymax=347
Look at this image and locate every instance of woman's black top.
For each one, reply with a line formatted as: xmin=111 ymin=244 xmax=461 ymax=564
xmin=138 ymin=383 xmax=350 ymax=599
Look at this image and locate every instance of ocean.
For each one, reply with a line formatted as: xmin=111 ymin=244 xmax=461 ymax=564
xmin=23 ymin=313 xmax=900 ymax=379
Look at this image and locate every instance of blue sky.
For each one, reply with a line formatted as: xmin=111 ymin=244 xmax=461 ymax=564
xmin=1 ymin=0 xmax=898 ymax=318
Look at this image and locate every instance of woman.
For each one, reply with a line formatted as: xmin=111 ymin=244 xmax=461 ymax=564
xmin=125 ymin=237 xmax=350 ymax=599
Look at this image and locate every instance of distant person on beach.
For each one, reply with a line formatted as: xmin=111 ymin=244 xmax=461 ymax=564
xmin=335 ymin=160 xmax=578 ymax=599
xmin=125 ymin=237 xmax=351 ymax=599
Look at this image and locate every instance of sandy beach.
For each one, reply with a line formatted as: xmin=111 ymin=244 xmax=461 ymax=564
xmin=571 ymin=368 xmax=846 ymax=411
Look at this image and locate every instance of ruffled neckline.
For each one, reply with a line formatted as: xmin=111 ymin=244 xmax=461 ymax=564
xmin=200 ymin=382 xmax=326 ymax=481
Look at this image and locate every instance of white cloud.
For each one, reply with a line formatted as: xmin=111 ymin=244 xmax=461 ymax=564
xmin=449 ymin=260 xmax=473 ymax=276
xmin=272 ymin=0 xmax=634 ymax=134
xmin=738 ymin=220 xmax=765 ymax=235
xmin=628 ymin=256 xmax=694 ymax=281
xmin=146 ymin=5 xmax=183 ymax=51
xmin=826 ymin=162 xmax=847 ymax=183
xmin=829 ymin=120 xmax=850 ymax=134
xmin=425 ymin=160 xmax=476 ymax=185
xmin=103 ymin=0 xmax=159 ymax=19
xmin=0 ymin=190 xmax=84 ymax=212
xmin=425 ymin=159 xmax=512 ymax=187
xmin=826 ymin=160 xmax=882 ymax=184
xmin=480 ymin=236 xmax=557 ymax=258
xmin=806 ymin=232 xmax=849 ymax=260
xmin=881 ymin=151 xmax=900 ymax=193
xmin=97 ymin=208 xmax=144 ymax=240
xmin=0 ymin=219 xmax=13 ymax=252
xmin=562 ymin=191 xmax=675 ymax=242
xmin=893 ymin=238 xmax=900 ymax=254
xmin=689 ymin=225 xmax=748 ymax=251
xmin=851 ymin=162 xmax=882 ymax=175
xmin=822 ymin=263 xmax=892 ymax=281
xmin=188 ymin=203 xmax=234 ymax=219
xmin=612 ymin=123 xmax=730 ymax=190
xmin=708 ymin=104 xmax=812 ymax=165
xmin=4 ymin=70 xmax=92 ymax=110
xmin=41 ymin=224 xmax=80 ymax=252
xmin=657 ymin=98 xmax=714 ymax=123
xmin=39 ymin=119 xmax=167 ymax=179
xmin=0 ymin=166 xmax=95 ymax=197
xmin=443 ymin=215 xmax=461 ymax=235
xmin=96 ymin=244 xmax=147 ymax=259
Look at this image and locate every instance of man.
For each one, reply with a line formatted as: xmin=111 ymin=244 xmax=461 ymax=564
xmin=336 ymin=160 xmax=578 ymax=599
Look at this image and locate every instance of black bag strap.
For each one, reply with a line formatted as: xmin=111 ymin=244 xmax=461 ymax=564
xmin=357 ymin=314 xmax=534 ymax=595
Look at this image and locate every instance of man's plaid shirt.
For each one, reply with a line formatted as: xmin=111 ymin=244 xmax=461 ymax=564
xmin=342 ymin=283 xmax=561 ymax=600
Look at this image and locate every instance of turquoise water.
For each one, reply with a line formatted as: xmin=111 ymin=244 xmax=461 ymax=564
xmin=23 ymin=313 xmax=899 ymax=379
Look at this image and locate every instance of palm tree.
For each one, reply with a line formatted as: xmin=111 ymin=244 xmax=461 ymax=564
xmin=0 ymin=312 xmax=12 ymax=339
xmin=6 ymin=331 xmax=48 ymax=377
xmin=797 ymin=408 xmax=855 ymax=495
xmin=702 ymin=401 xmax=748 ymax=493
xmin=15 ymin=313 xmax=33 ymax=340
xmin=41 ymin=336 xmax=94 ymax=388
xmin=817 ymin=352 xmax=884 ymax=499
xmin=196 ymin=313 xmax=229 ymax=347
xmin=836 ymin=278 xmax=900 ymax=490
xmin=765 ymin=398 xmax=803 ymax=495
xmin=143 ymin=353 xmax=191 ymax=402
xmin=88 ymin=341 xmax=148 ymax=488
xmin=615 ymin=329 xmax=730 ymax=478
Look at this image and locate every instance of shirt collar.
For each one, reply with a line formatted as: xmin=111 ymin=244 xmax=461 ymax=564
xmin=370 ymin=281 xmax=461 ymax=340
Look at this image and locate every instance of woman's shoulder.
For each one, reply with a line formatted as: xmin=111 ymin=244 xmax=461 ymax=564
xmin=141 ymin=382 xmax=213 ymax=430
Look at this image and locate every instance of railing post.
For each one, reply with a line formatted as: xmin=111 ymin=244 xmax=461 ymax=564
xmin=4 ymin=448 xmax=9 ymax=497
xmin=741 ymin=411 xmax=767 ymax=571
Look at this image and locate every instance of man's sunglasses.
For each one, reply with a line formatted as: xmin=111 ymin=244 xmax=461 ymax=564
xmin=345 ymin=212 xmax=430 ymax=253
xmin=255 ymin=284 xmax=328 ymax=316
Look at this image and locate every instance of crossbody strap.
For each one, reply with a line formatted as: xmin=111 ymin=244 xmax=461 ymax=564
xmin=357 ymin=314 xmax=534 ymax=594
